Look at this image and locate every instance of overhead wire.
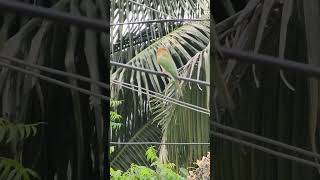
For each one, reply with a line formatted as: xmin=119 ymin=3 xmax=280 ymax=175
xmin=212 ymin=132 xmax=320 ymax=169
xmin=220 ymin=47 xmax=320 ymax=79
xmin=0 ymin=61 xmax=109 ymax=101
xmin=212 ymin=121 xmax=320 ymax=160
xmin=110 ymin=142 xmax=210 ymax=145
xmin=112 ymin=79 xmax=209 ymax=112
xmin=111 ymin=61 xmax=210 ymax=86
xmin=0 ymin=54 xmax=109 ymax=89
xmin=111 ymin=79 xmax=210 ymax=115
xmin=111 ymin=18 xmax=210 ymax=26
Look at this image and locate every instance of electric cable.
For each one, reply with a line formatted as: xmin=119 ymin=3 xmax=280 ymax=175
xmin=0 ymin=54 xmax=109 ymax=89
xmin=111 ymin=80 xmax=210 ymax=115
xmin=212 ymin=132 xmax=320 ymax=169
xmin=111 ymin=61 xmax=210 ymax=86
xmin=112 ymin=79 xmax=209 ymax=113
xmin=110 ymin=142 xmax=210 ymax=145
xmin=0 ymin=61 xmax=109 ymax=101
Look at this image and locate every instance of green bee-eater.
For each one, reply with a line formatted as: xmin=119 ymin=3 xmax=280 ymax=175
xmin=156 ymin=47 xmax=183 ymax=97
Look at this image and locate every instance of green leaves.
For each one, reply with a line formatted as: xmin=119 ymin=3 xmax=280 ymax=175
xmin=110 ymin=99 xmax=123 ymax=132
xmin=0 ymin=118 xmax=45 ymax=143
xmin=111 ymin=122 xmax=162 ymax=170
xmin=146 ymin=146 xmax=158 ymax=163
xmin=111 ymin=146 xmax=186 ymax=180
xmin=0 ymin=157 xmax=40 ymax=180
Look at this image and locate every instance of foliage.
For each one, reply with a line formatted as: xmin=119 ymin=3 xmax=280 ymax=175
xmin=0 ymin=118 xmax=43 ymax=180
xmin=110 ymin=99 xmax=123 ymax=133
xmin=110 ymin=146 xmax=188 ymax=180
xmin=0 ymin=118 xmax=45 ymax=143
xmin=111 ymin=0 xmax=211 ymax=169
xmin=110 ymin=121 xmax=162 ymax=170
xmin=110 ymin=99 xmax=123 ymax=157
xmin=213 ymin=0 xmax=320 ymax=180
xmin=0 ymin=157 xmax=40 ymax=180
xmin=0 ymin=0 xmax=107 ymax=179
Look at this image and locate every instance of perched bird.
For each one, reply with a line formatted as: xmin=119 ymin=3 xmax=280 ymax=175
xmin=156 ymin=47 xmax=183 ymax=96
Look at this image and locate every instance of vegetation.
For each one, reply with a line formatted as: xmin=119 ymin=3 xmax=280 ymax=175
xmin=110 ymin=100 xmax=188 ymax=179
xmin=110 ymin=146 xmax=188 ymax=180
xmin=110 ymin=0 xmax=210 ymax=170
xmin=0 ymin=118 xmax=42 ymax=179
xmin=0 ymin=0 xmax=107 ymax=179
xmin=213 ymin=0 xmax=320 ymax=180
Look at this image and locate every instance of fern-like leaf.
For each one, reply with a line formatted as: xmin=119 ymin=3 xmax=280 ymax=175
xmin=0 ymin=118 xmax=46 ymax=143
xmin=0 ymin=157 xmax=40 ymax=180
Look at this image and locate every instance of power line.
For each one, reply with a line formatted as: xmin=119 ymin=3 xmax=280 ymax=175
xmin=212 ymin=132 xmax=320 ymax=169
xmin=0 ymin=61 xmax=109 ymax=101
xmin=111 ymin=18 xmax=210 ymax=26
xmin=111 ymin=80 xmax=210 ymax=115
xmin=112 ymin=79 xmax=209 ymax=113
xmin=111 ymin=61 xmax=210 ymax=86
xmin=220 ymin=47 xmax=320 ymax=79
xmin=0 ymin=54 xmax=109 ymax=90
xmin=110 ymin=142 xmax=209 ymax=145
xmin=212 ymin=121 xmax=320 ymax=160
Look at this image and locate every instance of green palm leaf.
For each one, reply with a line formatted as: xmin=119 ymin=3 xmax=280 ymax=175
xmin=111 ymin=121 xmax=162 ymax=171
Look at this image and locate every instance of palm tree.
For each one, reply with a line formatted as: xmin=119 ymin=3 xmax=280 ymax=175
xmin=213 ymin=0 xmax=320 ymax=179
xmin=0 ymin=0 xmax=107 ymax=179
xmin=110 ymin=0 xmax=210 ymax=170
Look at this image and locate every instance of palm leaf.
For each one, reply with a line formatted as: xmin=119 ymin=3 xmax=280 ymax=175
xmin=0 ymin=118 xmax=45 ymax=143
xmin=0 ymin=157 xmax=40 ymax=180
xmin=151 ymin=45 xmax=210 ymax=168
xmin=111 ymin=121 xmax=162 ymax=171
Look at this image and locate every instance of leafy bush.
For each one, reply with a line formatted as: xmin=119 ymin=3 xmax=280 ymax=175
xmin=109 ymin=100 xmax=189 ymax=179
xmin=110 ymin=146 xmax=189 ymax=180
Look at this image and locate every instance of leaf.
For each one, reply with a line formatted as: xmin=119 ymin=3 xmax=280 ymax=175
xmin=31 ymin=126 xmax=37 ymax=137
xmin=25 ymin=126 xmax=31 ymax=139
xmin=179 ymin=167 xmax=189 ymax=177
xmin=6 ymin=169 xmax=17 ymax=180
xmin=5 ymin=125 xmax=17 ymax=144
xmin=278 ymin=0 xmax=295 ymax=91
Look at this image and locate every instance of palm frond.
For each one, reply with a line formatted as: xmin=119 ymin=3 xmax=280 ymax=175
xmin=111 ymin=0 xmax=210 ymax=69
xmin=0 ymin=118 xmax=45 ymax=143
xmin=111 ymin=121 xmax=162 ymax=171
xmin=0 ymin=157 xmax=40 ymax=180
xmin=151 ymin=45 xmax=210 ymax=168
xmin=111 ymin=17 xmax=209 ymax=99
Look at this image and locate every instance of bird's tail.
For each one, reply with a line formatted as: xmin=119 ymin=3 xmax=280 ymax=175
xmin=174 ymin=79 xmax=183 ymax=97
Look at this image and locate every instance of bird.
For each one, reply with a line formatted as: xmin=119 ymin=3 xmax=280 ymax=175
xmin=156 ymin=47 xmax=183 ymax=97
